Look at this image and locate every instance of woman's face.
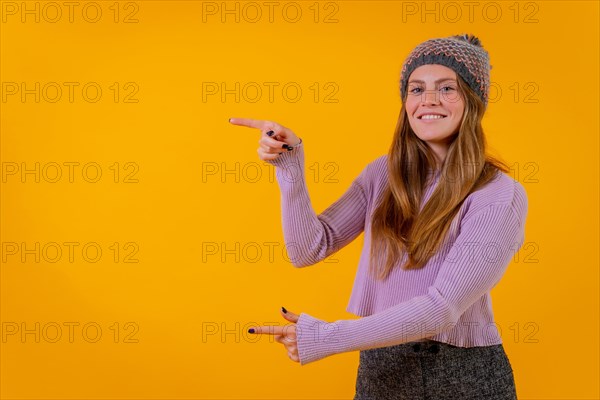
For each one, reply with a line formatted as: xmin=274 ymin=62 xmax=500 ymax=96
xmin=405 ymin=64 xmax=465 ymax=164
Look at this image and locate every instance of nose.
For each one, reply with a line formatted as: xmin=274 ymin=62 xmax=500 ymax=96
xmin=420 ymin=90 xmax=440 ymax=105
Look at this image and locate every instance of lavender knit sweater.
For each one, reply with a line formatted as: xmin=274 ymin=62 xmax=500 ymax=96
xmin=268 ymin=140 xmax=528 ymax=366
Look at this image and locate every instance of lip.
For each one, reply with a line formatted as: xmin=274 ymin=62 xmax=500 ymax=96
xmin=417 ymin=111 xmax=448 ymax=118
xmin=417 ymin=114 xmax=448 ymax=121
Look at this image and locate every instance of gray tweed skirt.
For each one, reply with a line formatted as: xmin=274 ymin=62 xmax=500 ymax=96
xmin=354 ymin=340 xmax=517 ymax=400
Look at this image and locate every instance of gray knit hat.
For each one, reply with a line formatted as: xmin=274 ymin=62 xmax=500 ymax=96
xmin=400 ymin=33 xmax=492 ymax=107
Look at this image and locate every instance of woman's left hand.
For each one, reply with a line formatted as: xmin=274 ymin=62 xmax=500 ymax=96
xmin=249 ymin=307 xmax=300 ymax=363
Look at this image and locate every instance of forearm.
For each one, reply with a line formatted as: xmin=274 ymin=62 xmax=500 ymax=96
xmin=268 ymin=142 xmax=367 ymax=267
xmin=294 ymin=287 xmax=453 ymax=365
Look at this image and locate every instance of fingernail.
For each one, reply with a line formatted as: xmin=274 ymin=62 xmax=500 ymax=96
xmin=266 ymin=130 xmax=274 ymax=136
xmin=281 ymin=306 xmax=287 ymax=313
xmin=228 ymin=118 xmax=232 ymax=122
xmin=248 ymin=328 xmax=255 ymax=333
xmin=282 ymin=144 xmax=289 ymax=149
xmin=287 ymin=146 xmax=293 ymax=151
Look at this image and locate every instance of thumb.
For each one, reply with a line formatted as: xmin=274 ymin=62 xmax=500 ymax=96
xmin=280 ymin=306 xmax=299 ymax=323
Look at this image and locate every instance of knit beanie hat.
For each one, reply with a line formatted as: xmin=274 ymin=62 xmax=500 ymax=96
xmin=400 ymin=33 xmax=491 ymax=107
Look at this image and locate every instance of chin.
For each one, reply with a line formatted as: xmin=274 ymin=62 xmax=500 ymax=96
xmin=414 ymin=131 xmax=451 ymax=140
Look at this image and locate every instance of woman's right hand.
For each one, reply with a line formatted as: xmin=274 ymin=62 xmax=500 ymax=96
xmin=228 ymin=118 xmax=302 ymax=162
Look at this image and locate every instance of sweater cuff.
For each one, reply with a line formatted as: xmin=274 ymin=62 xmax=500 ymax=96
xmin=266 ymin=139 xmax=304 ymax=179
xmin=295 ymin=312 xmax=343 ymax=365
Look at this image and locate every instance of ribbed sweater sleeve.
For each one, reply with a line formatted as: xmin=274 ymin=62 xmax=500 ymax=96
xmin=266 ymin=140 xmax=369 ymax=267
xmin=294 ymin=203 xmax=527 ymax=365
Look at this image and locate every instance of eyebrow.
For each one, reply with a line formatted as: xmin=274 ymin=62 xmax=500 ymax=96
xmin=408 ymin=78 xmax=456 ymax=84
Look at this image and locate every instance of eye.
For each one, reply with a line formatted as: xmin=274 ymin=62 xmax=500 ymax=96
xmin=440 ymin=86 xmax=456 ymax=92
xmin=409 ymin=87 xmax=423 ymax=94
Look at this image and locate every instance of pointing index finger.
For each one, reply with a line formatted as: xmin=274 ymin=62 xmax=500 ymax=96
xmin=229 ymin=118 xmax=266 ymax=130
xmin=249 ymin=325 xmax=295 ymax=335
xmin=249 ymin=325 xmax=283 ymax=335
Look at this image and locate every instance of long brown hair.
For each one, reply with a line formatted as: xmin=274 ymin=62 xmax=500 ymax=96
xmin=368 ymin=73 xmax=509 ymax=280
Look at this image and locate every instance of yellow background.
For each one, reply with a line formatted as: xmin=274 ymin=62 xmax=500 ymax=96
xmin=1 ymin=1 xmax=598 ymax=399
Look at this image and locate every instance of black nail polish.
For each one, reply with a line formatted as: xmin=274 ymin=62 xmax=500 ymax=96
xmin=282 ymin=144 xmax=289 ymax=149
xmin=266 ymin=130 xmax=274 ymax=136
xmin=228 ymin=118 xmax=232 ymax=122
xmin=287 ymin=146 xmax=293 ymax=151
xmin=248 ymin=328 xmax=255 ymax=333
xmin=281 ymin=306 xmax=287 ymax=313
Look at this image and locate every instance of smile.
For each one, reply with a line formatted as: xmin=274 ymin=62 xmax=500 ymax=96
xmin=418 ymin=114 xmax=447 ymax=120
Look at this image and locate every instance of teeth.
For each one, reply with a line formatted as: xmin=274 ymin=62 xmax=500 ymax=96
xmin=420 ymin=114 xmax=445 ymax=120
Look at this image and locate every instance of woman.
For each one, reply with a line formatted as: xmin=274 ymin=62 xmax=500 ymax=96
xmin=230 ymin=33 xmax=526 ymax=400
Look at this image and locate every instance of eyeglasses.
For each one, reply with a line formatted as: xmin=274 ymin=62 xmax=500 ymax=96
xmin=407 ymin=87 xmax=461 ymax=103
